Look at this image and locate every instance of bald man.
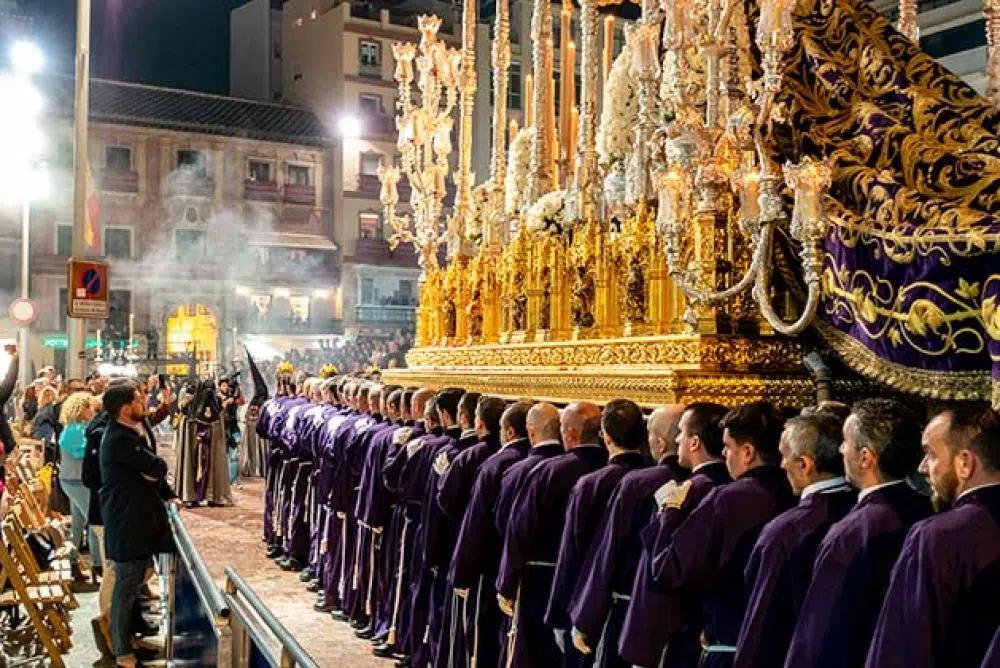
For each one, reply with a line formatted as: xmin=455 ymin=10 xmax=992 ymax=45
xmin=451 ymin=400 xmax=534 ymax=668
xmin=495 ymin=402 xmax=607 ymax=668
xmin=567 ymin=406 xmax=689 ymax=668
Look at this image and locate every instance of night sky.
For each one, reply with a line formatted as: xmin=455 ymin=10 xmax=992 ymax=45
xmin=22 ymin=0 xmax=246 ymax=95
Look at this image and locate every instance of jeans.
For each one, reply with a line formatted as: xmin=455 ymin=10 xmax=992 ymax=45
xmin=60 ymin=479 xmax=101 ymax=569
xmin=111 ymin=558 xmax=151 ymax=660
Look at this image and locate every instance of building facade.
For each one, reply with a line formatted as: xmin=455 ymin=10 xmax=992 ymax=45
xmin=0 ymin=77 xmax=339 ymax=374
xmin=230 ymin=0 xmax=284 ymax=102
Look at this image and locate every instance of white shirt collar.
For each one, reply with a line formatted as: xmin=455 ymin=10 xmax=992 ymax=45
xmin=574 ymin=443 xmax=603 ymax=449
xmin=957 ymin=481 xmax=1000 ymax=501
xmin=801 ymin=476 xmax=850 ymax=500
xmin=460 ymin=429 xmax=478 ymax=440
xmin=857 ymin=479 xmax=906 ymax=503
xmin=693 ymin=460 xmax=722 ymax=474
xmin=533 ymin=439 xmax=562 ymax=449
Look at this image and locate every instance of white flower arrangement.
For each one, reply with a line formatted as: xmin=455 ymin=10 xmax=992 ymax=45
xmin=525 ymin=190 xmax=567 ymax=235
xmin=506 ymin=127 xmax=536 ymax=215
xmin=597 ymin=36 xmax=640 ymax=168
xmin=465 ymin=181 xmax=493 ymax=243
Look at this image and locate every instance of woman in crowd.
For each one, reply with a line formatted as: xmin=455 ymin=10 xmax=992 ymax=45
xmin=34 ymin=385 xmax=61 ymax=461
xmin=58 ymin=391 xmax=100 ymax=582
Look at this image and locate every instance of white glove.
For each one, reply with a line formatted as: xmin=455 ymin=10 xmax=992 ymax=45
xmin=393 ymin=427 xmax=413 ymax=445
xmin=654 ymin=480 xmax=678 ymax=510
xmin=433 ymin=451 xmax=450 ymax=475
xmin=406 ymin=437 xmax=425 ymax=458
xmin=553 ymin=629 xmax=566 ymax=653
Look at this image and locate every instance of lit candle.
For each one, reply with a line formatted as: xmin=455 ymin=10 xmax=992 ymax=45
xmin=509 ymin=118 xmax=520 ymax=143
xmin=525 ymin=73 xmax=535 ymax=128
xmin=569 ymin=105 xmax=579 ymax=174
xmin=603 ymin=16 xmax=615 ymax=83
xmin=548 ymin=57 xmax=558 ymax=185
xmin=559 ymin=8 xmax=573 ymax=173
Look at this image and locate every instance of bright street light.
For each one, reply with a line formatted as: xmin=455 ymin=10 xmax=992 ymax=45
xmin=11 ymin=41 xmax=43 ymax=75
xmin=338 ymin=114 xmax=361 ymax=138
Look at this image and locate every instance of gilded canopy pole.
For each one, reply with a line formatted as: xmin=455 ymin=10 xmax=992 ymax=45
xmin=452 ymin=0 xmax=478 ymax=255
xmin=529 ymin=0 xmax=555 ymax=201
xmin=986 ymin=0 xmax=1000 ymax=106
xmin=575 ymin=0 xmax=600 ymax=220
xmin=488 ymin=0 xmax=511 ymax=245
xmin=897 ymin=0 xmax=919 ymax=42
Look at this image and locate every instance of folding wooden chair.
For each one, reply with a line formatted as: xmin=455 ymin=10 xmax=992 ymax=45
xmin=6 ymin=508 xmax=74 ymax=590
xmin=0 ymin=521 xmax=71 ymax=667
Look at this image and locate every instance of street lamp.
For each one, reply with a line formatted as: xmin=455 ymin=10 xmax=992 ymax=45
xmin=338 ymin=114 xmax=361 ymax=139
xmin=0 ymin=41 xmax=48 ymax=386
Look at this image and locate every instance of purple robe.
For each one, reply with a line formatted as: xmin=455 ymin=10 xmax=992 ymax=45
xmin=981 ymin=627 xmax=1000 ymax=668
xmin=405 ymin=427 xmax=458 ymax=666
xmin=620 ymin=461 xmax=730 ymax=667
xmin=307 ymin=405 xmax=342 ymax=578
xmin=568 ymin=455 xmax=689 ymax=668
xmin=263 ymin=396 xmax=307 ymax=544
xmin=381 ymin=421 xmax=427 ymax=649
xmin=426 ymin=430 xmax=482 ymax=668
xmin=322 ymin=410 xmax=368 ymax=610
xmin=651 ymin=465 xmax=795 ymax=668
xmin=449 ymin=438 xmax=532 ymax=668
xmin=783 ymin=481 xmax=932 ymax=668
xmin=733 ymin=479 xmax=856 ymax=668
xmin=437 ymin=433 xmax=504 ymax=666
xmin=354 ymin=419 xmax=403 ymax=634
xmin=865 ymin=484 xmax=1000 ymax=668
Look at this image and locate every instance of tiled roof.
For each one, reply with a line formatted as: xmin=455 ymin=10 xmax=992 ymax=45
xmin=44 ymin=75 xmax=333 ymax=147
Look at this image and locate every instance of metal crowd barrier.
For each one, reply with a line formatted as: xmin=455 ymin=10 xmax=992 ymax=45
xmin=164 ymin=505 xmax=318 ymax=668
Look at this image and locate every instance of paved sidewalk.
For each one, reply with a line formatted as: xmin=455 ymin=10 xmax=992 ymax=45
xmin=181 ymin=478 xmax=385 ymax=667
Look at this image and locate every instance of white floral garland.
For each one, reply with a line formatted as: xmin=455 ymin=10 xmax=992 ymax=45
xmin=506 ymin=127 xmax=536 ymax=215
xmin=465 ymin=181 xmax=492 ymax=242
xmin=525 ymin=190 xmax=566 ymax=234
xmin=597 ymin=37 xmax=639 ymax=167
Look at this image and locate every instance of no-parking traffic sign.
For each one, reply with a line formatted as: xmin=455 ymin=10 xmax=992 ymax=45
xmin=66 ymin=259 xmax=109 ymax=319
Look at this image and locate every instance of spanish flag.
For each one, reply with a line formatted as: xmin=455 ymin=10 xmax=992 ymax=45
xmin=84 ymin=163 xmax=100 ymax=252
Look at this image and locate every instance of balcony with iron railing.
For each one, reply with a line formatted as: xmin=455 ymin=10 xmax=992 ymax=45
xmin=352 ymin=237 xmax=419 ymax=267
xmin=284 ymin=183 xmax=316 ymax=205
xmin=240 ymin=314 xmax=343 ymax=336
xmin=355 ymin=173 xmax=452 ymax=204
xmin=102 ymin=169 xmax=139 ymax=194
xmin=168 ymin=175 xmax=215 ymax=198
xmin=244 ymin=179 xmax=280 ymax=203
xmin=359 ymin=61 xmax=383 ymax=80
xmin=355 ymin=304 xmax=417 ymax=324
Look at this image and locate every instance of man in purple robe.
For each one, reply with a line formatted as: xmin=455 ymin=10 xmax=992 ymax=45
xmin=376 ymin=388 xmax=435 ymax=668
xmin=449 ymin=400 xmax=533 ymax=668
xmin=866 ymin=406 xmax=1000 ymax=668
xmin=435 ymin=395 xmax=508 ymax=668
xmin=623 ymin=403 xmax=731 ymax=668
xmin=545 ymin=400 xmax=649 ymax=668
xmin=264 ymin=374 xmax=309 ymax=560
xmin=282 ymin=379 xmax=329 ymax=573
xmin=568 ymin=405 xmax=688 ymax=668
xmin=353 ymin=386 xmax=405 ymax=642
xmin=734 ymin=411 xmax=856 ymax=668
xmin=650 ymin=402 xmax=795 ymax=668
xmin=404 ymin=390 xmax=463 ymax=668
xmin=424 ymin=392 xmax=480 ymax=668
xmin=784 ymin=399 xmax=931 ymax=668
xmin=492 ymin=402 xmax=570 ymax=668
xmin=318 ymin=381 xmax=363 ymax=614
xmin=305 ymin=379 xmax=343 ymax=594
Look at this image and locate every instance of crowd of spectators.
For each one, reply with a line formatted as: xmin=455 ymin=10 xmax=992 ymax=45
xmin=255 ymin=330 xmax=414 ymax=381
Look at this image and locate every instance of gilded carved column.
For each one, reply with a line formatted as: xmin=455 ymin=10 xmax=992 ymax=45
xmin=452 ymin=0 xmax=478 ymax=255
xmin=987 ymin=0 xmax=1000 ymax=107
xmin=529 ymin=0 xmax=555 ymax=201
xmin=488 ymin=0 xmax=511 ymax=245
xmin=575 ymin=0 xmax=600 ymax=220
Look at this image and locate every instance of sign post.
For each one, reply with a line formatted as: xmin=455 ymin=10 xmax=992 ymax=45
xmin=67 ymin=259 xmax=109 ymax=319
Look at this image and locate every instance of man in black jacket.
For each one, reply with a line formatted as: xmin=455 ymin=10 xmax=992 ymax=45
xmin=99 ymin=381 xmax=178 ymax=668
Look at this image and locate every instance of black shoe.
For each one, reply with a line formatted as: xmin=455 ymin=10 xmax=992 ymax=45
xmin=355 ymin=625 xmax=374 ymax=639
xmin=313 ymin=602 xmax=334 ymax=613
xmin=394 ymin=658 xmax=411 ymax=668
xmin=350 ymin=618 xmax=369 ymax=630
xmin=373 ymin=643 xmax=397 ymax=658
xmin=265 ymin=545 xmax=283 ymax=559
xmin=299 ymin=568 xmax=313 ymax=582
xmin=306 ymin=580 xmax=320 ymax=592
xmin=280 ymin=558 xmax=302 ymax=572
xmin=331 ymin=609 xmax=348 ymax=622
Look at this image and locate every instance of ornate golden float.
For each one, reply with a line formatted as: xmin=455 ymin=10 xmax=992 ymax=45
xmin=382 ymin=0 xmax=1000 ymax=408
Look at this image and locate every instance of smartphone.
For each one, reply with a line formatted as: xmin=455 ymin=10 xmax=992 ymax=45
xmin=158 ymin=373 xmax=167 ymax=390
